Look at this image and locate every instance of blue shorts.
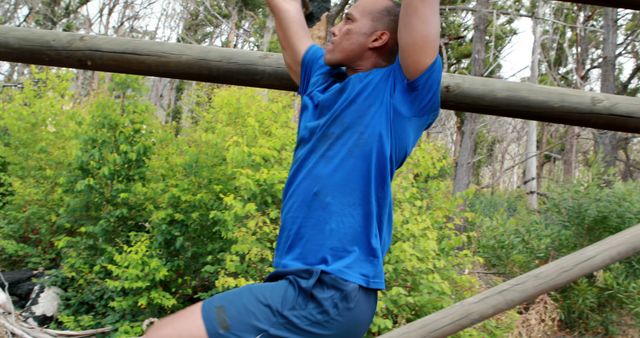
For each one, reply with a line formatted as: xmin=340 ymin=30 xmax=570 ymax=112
xmin=201 ymin=269 xmax=378 ymax=338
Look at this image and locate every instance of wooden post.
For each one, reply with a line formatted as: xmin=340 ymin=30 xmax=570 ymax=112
xmin=379 ymin=223 xmax=640 ymax=338
xmin=1 ymin=26 xmax=640 ymax=133
xmin=554 ymin=0 xmax=640 ymax=10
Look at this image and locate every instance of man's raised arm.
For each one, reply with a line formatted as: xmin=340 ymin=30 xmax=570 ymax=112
xmin=266 ymin=0 xmax=314 ymax=85
xmin=398 ymin=0 xmax=441 ymax=81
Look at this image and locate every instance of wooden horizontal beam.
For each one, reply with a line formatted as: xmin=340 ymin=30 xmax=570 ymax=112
xmin=379 ymin=223 xmax=640 ymax=338
xmin=440 ymin=74 xmax=640 ymax=134
xmin=554 ymin=0 xmax=640 ymax=10
xmin=1 ymin=26 xmax=639 ymax=133
xmin=0 ymin=26 xmax=293 ymax=91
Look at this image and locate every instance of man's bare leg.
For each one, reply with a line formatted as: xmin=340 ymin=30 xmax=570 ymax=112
xmin=144 ymin=301 xmax=208 ymax=338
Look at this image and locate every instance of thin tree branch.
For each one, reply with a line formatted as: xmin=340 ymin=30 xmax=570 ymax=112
xmin=481 ymin=129 xmax=580 ymax=190
xmin=618 ymin=63 xmax=640 ymax=95
xmin=0 ymin=272 xmax=15 ymax=323
xmin=441 ymin=6 xmax=604 ymax=33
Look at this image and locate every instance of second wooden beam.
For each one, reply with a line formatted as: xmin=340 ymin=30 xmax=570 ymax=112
xmin=1 ymin=26 xmax=639 ymax=133
xmin=379 ymin=223 xmax=640 ymax=338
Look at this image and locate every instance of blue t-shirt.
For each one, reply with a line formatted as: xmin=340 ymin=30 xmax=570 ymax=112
xmin=273 ymin=45 xmax=442 ymax=289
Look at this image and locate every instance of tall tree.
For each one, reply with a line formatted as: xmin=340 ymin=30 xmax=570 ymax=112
xmin=596 ymin=7 xmax=618 ymax=171
xmin=563 ymin=4 xmax=591 ymax=182
xmin=525 ymin=1 xmax=545 ymax=209
xmin=536 ymin=3 xmax=598 ymax=183
xmin=617 ymin=11 xmax=640 ymax=181
xmin=452 ymin=0 xmax=489 ymax=195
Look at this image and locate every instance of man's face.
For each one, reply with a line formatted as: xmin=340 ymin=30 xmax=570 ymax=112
xmin=324 ymin=0 xmax=390 ymax=67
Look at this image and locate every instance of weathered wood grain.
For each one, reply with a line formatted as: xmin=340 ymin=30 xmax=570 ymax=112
xmin=441 ymin=73 xmax=640 ymax=134
xmin=379 ymin=223 xmax=640 ymax=338
xmin=0 ymin=26 xmax=293 ymax=91
xmin=554 ymin=0 xmax=640 ymax=10
xmin=1 ymin=26 xmax=639 ymax=133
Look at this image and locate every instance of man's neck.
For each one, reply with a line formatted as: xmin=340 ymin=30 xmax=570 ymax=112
xmin=346 ymin=54 xmax=392 ymax=76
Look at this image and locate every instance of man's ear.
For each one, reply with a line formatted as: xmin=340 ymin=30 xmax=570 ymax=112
xmin=369 ymin=31 xmax=390 ymax=48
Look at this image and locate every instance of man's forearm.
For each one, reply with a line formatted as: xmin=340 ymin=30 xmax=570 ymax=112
xmin=398 ymin=0 xmax=441 ymax=80
xmin=266 ymin=0 xmax=313 ymax=85
xmin=267 ymin=0 xmax=307 ymax=53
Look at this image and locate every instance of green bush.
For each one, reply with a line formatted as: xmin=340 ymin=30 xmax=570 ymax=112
xmin=371 ymin=142 xmax=517 ymax=337
xmin=53 ymin=74 xmax=159 ymax=333
xmin=469 ymin=192 xmax=561 ymax=273
xmin=470 ymin=169 xmax=640 ymax=335
xmin=146 ymin=86 xmax=297 ymax=300
xmin=104 ymin=233 xmax=177 ymax=337
xmin=0 ymin=155 xmax=13 ymax=209
xmin=1 ymin=74 xmax=514 ymax=336
xmin=543 ymin=171 xmax=640 ymax=335
xmin=0 ymin=69 xmax=81 ymax=268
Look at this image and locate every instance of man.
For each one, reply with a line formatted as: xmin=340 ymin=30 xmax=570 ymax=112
xmin=145 ymin=0 xmax=441 ymax=336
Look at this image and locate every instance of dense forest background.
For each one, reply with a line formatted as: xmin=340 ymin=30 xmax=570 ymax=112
xmin=1 ymin=0 xmax=639 ymax=337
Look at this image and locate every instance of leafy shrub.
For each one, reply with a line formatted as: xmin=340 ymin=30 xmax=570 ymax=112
xmin=0 ymin=69 xmax=80 ymax=268
xmin=1 ymin=75 xmax=515 ymax=336
xmin=469 ymin=192 xmax=562 ymax=273
xmin=53 ymin=74 xmax=158 ymax=332
xmin=0 ymin=155 xmax=13 ymax=209
xmin=105 ymin=233 xmax=177 ymax=337
xmin=542 ymin=171 xmax=640 ymax=335
xmin=470 ymin=169 xmax=640 ymax=335
xmin=371 ymin=142 xmax=517 ymax=337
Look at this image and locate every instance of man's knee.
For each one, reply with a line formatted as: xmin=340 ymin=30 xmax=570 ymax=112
xmin=143 ymin=302 xmax=208 ymax=338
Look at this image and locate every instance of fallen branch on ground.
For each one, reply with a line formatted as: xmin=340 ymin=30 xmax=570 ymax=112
xmin=0 ymin=313 xmax=112 ymax=338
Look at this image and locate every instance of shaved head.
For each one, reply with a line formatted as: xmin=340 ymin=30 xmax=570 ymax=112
xmin=372 ymin=0 xmax=401 ymax=60
xmin=374 ymin=0 xmax=401 ymax=34
xmin=325 ymin=0 xmax=402 ymax=70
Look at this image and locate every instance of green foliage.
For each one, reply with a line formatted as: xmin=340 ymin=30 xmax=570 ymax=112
xmin=2 ymin=74 xmax=513 ymax=336
xmin=543 ymin=171 xmax=640 ymax=335
xmin=0 ymin=69 xmax=80 ymax=268
xmin=0 ymin=221 xmax=35 ymax=268
xmin=105 ymin=233 xmax=177 ymax=337
xmin=179 ymin=0 xmax=269 ymax=49
xmin=58 ymin=96 xmax=153 ymax=242
xmin=369 ymin=142 xmax=517 ymax=337
xmin=56 ymin=83 xmax=154 ymax=246
xmin=470 ymin=168 xmax=640 ymax=335
xmin=469 ymin=192 xmax=558 ymax=273
xmin=0 ymin=155 xmax=13 ymax=209
xmin=53 ymin=74 xmax=159 ymax=331
xmin=558 ymin=263 xmax=640 ymax=336
xmin=156 ymin=86 xmax=296 ymax=295
xmin=440 ymin=0 xmax=519 ymax=76
xmin=41 ymin=85 xmax=299 ymax=333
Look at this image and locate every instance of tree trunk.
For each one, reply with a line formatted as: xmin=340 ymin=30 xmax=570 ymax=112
xmin=536 ymin=123 xmax=548 ymax=185
xmin=563 ymin=127 xmax=578 ymax=182
xmin=619 ymin=137 xmax=634 ymax=181
xmin=564 ymin=5 xmax=590 ymax=182
xmin=261 ymin=14 xmax=275 ymax=52
xmin=453 ymin=0 xmax=489 ymax=196
xmin=453 ymin=112 xmax=463 ymax=163
xmin=525 ymin=1 xmax=545 ymax=209
xmin=225 ymin=4 xmax=239 ymax=48
xmin=596 ymin=7 xmax=618 ymax=171
xmin=260 ymin=14 xmax=276 ymax=101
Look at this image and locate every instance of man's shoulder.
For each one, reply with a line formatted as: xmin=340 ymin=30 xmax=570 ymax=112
xmin=301 ymin=44 xmax=325 ymax=68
